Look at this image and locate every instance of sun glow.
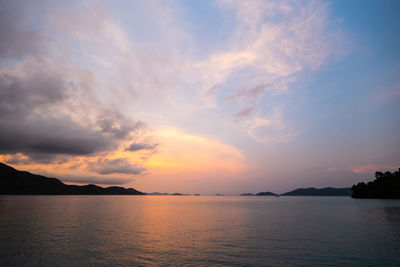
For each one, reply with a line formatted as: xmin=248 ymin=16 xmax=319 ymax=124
xmin=144 ymin=128 xmax=246 ymax=179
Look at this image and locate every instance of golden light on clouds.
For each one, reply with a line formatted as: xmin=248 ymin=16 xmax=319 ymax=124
xmin=145 ymin=128 xmax=246 ymax=179
xmin=0 ymin=127 xmax=248 ymax=187
xmin=1 ymin=0 xmax=398 ymax=194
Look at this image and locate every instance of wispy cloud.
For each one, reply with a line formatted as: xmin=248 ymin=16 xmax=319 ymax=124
xmin=187 ymin=0 xmax=344 ymax=142
xmin=246 ymin=107 xmax=299 ymax=143
xmin=0 ymin=0 xmax=157 ymax=166
xmin=126 ymin=142 xmax=158 ymax=152
xmin=0 ymin=0 xmax=346 ymax=187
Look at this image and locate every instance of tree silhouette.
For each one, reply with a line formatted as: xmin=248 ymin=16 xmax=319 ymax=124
xmin=351 ymin=168 xmax=400 ymax=198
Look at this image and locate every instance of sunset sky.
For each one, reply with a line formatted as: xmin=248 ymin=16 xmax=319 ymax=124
xmin=0 ymin=0 xmax=399 ymax=194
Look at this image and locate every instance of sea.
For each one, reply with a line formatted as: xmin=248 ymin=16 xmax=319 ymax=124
xmin=0 ymin=195 xmax=399 ymax=266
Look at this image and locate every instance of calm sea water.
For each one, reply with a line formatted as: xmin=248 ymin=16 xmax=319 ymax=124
xmin=0 ymin=196 xmax=399 ymax=266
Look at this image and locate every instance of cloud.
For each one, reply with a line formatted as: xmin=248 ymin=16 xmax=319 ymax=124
xmin=28 ymin=168 xmax=134 ymax=185
xmin=0 ymin=1 xmax=48 ymax=61
xmin=3 ymin=154 xmax=32 ymax=165
xmin=61 ymin=175 xmax=133 ymax=185
xmin=126 ymin=142 xmax=158 ymax=152
xmin=41 ymin=0 xmax=343 ymax=146
xmin=191 ymin=0 xmax=344 ymax=142
xmin=0 ymin=59 xmax=114 ymax=160
xmin=246 ymin=108 xmax=299 ymax=143
xmin=145 ymin=128 xmax=246 ymax=178
xmin=226 ymin=83 xmax=272 ymax=103
xmin=0 ymin=59 xmax=66 ymax=116
xmin=0 ymin=0 xmax=347 ymax=190
xmin=97 ymin=112 xmax=145 ymax=139
xmin=89 ymin=158 xmax=146 ymax=175
xmin=235 ymin=107 xmax=254 ymax=118
xmin=0 ymin=3 xmax=151 ymax=163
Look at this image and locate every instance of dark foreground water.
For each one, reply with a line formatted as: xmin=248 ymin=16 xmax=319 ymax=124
xmin=0 ymin=196 xmax=399 ymax=266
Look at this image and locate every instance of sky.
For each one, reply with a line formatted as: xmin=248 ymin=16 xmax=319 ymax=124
xmin=0 ymin=0 xmax=399 ymax=194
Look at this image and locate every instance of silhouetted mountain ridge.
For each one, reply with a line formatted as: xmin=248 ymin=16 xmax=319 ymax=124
xmin=0 ymin=162 xmax=144 ymax=195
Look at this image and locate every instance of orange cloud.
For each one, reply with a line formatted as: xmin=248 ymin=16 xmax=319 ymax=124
xmin=0 ymin=128 xmax=247 ymax=190
xmin=0 ymin=152 xmax=145 ymax=186
xmin=144 ymin=128 xmax=246 ymax=179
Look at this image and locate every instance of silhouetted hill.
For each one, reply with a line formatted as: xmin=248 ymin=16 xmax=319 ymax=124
xmin=240 ymin=191 xmax=277 ymax=196
xmin=352 ymin=169 xmax=400 ymax=199
xmin=0 ymin=162 xmax=144 ymax=195
xmin=256 ymin=192 xmax=277 ymax=196
xmin=147 ymin=192 xmax=170 ymax=195
xmin=281 ymin=187 xmax=351 ymax=196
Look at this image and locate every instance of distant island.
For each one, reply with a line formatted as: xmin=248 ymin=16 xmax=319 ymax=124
xmin=240 ymin=192 xmax=277 ymax=196
xmin=4 ymin=161 xmax=397 ymax=198
xmin=239 ymin=188 xmax=351 ymax=196
xmin=240 ymin=193 xmax=255 ymax=196
xmin=0 ymin=162 xmax=144 ymax=195
xmin=256 ymin=191 xmax=277 ymax=196
xmin=352 ymin=169 xmax=400 ymax=199
xmin=281 ymin=187 xmax=352 ymax=196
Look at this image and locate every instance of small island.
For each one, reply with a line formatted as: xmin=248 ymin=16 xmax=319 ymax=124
xmin=281 ymin=187 xmax=352 ymax=196
xmin=239 ymin=188 xmax=351 ymax=196
xmin=256 ymin=192 xmax=277 ymax=196
xmin=147 ymin=192 xmax=170 ymax=195
xmin=351 ymin=169 xmax=400 ymax=199
xmin=240 ymin=191 xmax=277 ymax=196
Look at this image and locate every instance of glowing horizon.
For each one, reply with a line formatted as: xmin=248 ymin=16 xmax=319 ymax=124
xmin=0 ymin=0 xmax=399 ymax=194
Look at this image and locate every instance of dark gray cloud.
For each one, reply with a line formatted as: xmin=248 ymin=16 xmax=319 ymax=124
xmin=0 ymin=60 xmax=116 ymax=161
xmin=0 ymin=60 xmax=66 ymax=117
xmin=0 ymin=115 xmax=113 ymax=159
xmin=0 ymin=2 xmax=116 ymax=162
xmin=89 ymin=158 xmax=146 ymax=175
xmin=97 ymin=113 xmax=145 ymax=139
xmin=0 ymin=1 xmax=155 ymax=165
xmin=126 ymin=142 xmax=158 ymax=152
